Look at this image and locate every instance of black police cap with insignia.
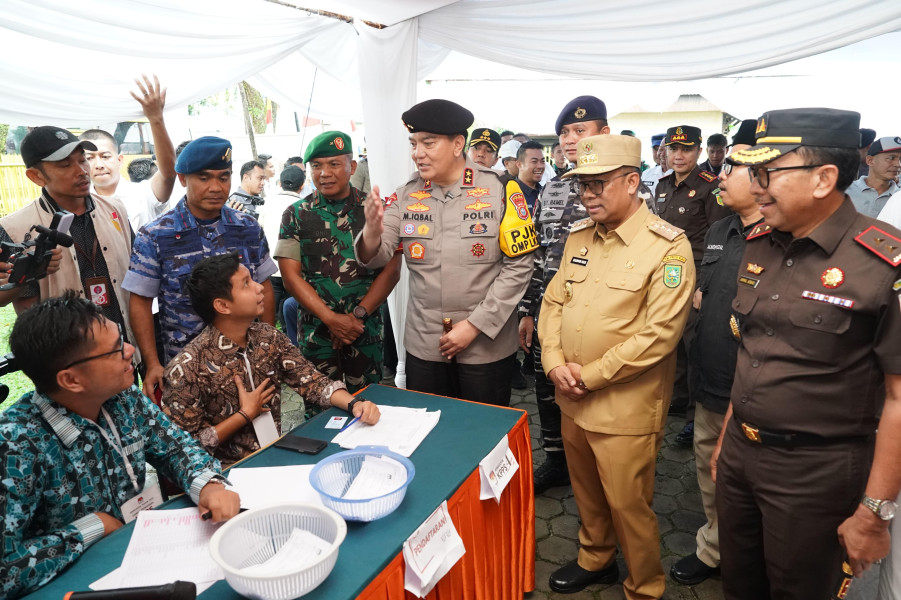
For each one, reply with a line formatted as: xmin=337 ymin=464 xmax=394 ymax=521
xmin=402 ymin=99 xmax=474 ymax=135
xmin=729 ymin=108 xmax=860 ymax=166
xmin=664 ymin=125 xmax=702 ymax=146
xmin=555 ymin=96 xmax=607 ymax=135
xmin=469 ymin=128 xmax=501 ymax=151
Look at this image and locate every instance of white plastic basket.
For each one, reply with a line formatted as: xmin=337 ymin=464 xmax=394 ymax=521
xmin=309 ymin=446 xmax=415 ymax=522
xmin=209 ymin=503 xmax=347 ymax=600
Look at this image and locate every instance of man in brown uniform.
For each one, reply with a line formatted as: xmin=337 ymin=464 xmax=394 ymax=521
xmin=355 ymin=99 xmax=537 ymax=406
xmin=655 ymin=125 xmax=730 ymax=442
xmin=713 ymin=108 xmax=901 ymax=599
xmin=539 ymin=135 xmax=694 ymax=597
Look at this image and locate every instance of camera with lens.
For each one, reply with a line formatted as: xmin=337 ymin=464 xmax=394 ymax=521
xmin=0 ymin=211 xmax=74 ymax=291
xmin=228 ymin=190 xmax=265 ymax=220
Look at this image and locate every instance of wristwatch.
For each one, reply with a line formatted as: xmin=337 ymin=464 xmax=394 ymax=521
xmin=347 ymin=398 xmax=363 ymax=415
xmin=352 ymin=305 xmax=369 ymax=319
xmin=861 ymin=495 xmax=898 ymax=520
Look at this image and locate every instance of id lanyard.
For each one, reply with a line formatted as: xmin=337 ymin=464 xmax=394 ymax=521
xmin=95 ymin=407 xmax=141 ymax=495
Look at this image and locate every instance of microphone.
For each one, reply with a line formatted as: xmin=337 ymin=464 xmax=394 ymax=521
xmin=34 ymin=224 xmax=74 ymax=247
xmin=63 ymin=580 xmax=196 ymax=600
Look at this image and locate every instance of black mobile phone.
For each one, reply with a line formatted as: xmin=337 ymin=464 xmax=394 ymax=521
xmin=274 ymin=435 xmax=327 ymax=455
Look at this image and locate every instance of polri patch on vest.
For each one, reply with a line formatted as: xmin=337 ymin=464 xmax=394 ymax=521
xmin=738 ymin=276 xmax=759 ymax=288
xmin=570 ymin=257 xmax=588 ymax=266
xmin=801 ymin=290 xmax=854 ymax=309
xmin=403 ymin=223 xmax=415 ymax=235
xmin=471 ymin=243 xmax=486 ymax=257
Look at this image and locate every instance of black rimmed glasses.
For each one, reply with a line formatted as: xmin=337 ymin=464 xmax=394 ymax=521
xmin=747 ymin=164 xmax=825 ymax=189
xmin=576 ymin=173 xmax=630 ymax=196
xmin=62 ymin=322 xmax=126 ymax=369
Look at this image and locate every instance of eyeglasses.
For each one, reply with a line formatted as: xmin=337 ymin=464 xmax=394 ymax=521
xmin=721 ymin=162 xmax=735 ymax=176
xmin=747 ymin=164 xmax=825 ymax=189
xmin=576 ymin=173 xmax=629 ymax=196
xmin=62 ymin=323 xmax=127 ymax=369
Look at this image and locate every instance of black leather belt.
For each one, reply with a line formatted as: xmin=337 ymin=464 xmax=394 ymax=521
xmin=734 ymin=416 xmax=868 ymax=448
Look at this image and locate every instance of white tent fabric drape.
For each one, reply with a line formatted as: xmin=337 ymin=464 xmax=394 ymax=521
xmin=419 ymin=0 xmax=901 ymax=81
xmin=3 ymin=0 xmax=900 ymax=125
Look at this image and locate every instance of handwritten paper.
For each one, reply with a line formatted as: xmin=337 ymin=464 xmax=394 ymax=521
xmin=228 ymin=465 xmax=325 ymax=510
xmin=118 ymin=507 xmax=224 ymax=587
xmin=331 ymin=405 xmax=440 ymax=457
xmin=479 ymin=434 xmax=519 ymax=502
xmin=403 ymin=501 xmax=465 ymax=597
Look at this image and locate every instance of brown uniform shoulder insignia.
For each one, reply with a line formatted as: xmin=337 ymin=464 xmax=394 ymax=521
xmin=746 ymin=223 xmax=773 ymax=240
xmin=855 ymin=225 xmax=901 ymax=266
xmin=648 ymin=219 xmax=684 ymax=241
xmin=570 ymin=218 xmax=593 ymax=233
xmin=698 ymin=170 xmax=718 ymax=183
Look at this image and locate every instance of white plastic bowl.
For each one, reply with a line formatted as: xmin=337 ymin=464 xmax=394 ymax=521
xmin=309 ymin=446 xmax=415 ymax=522
xmin=209 ymin=503 xmax=347 ymax=600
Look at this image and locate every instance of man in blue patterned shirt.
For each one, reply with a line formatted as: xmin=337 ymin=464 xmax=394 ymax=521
xmin=0 ymin=292 xmax=240 ymax=598
xmin=123 ymin=136 xmax=278 ymax=399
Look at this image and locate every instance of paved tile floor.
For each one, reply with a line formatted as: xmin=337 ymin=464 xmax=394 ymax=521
xmin=281 ymin=377 xmax=880 ymax=599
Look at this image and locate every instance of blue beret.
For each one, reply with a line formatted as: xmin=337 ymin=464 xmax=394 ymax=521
xmin=555 ymin=96 xmax=607 ymax=135
xmin=175 ymin=136 xmax=233 ymax=174
xmin=650 ymin=134 xmax=666 ymax=147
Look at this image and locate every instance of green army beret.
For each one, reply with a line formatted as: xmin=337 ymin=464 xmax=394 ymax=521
xmin=304 ymin=131 xmax=352 ymax=163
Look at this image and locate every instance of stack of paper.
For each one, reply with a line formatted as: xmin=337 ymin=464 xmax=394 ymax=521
xmin=343 ymin=455 xmax=408 ymax=499
xmin=331 ymin=405 xmax=440 ymax=457
xmin=92 ymin=508 xmax=223 ymax=592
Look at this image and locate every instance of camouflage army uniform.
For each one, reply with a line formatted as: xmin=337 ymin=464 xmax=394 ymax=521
xmin=122 ymin=198 xmax=277 ymax=363
xmin=274 ymin=186 xmax=382 ymax=393
xmin=518 ymin=179 xmax=587 ymax=454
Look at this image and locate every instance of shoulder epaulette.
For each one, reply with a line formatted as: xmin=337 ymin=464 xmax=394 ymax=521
xmin=855 ymin=225 xmax=901 ymax=267
xmin=648 ymin=219 xmax=684 ymax=241
xmin=570 ymin=218 xmax=594 ymax=233
xmin=698 ymin=170 xmax=718 ymax=183
xmin=746 ymin=223 xmax=773 ymax=240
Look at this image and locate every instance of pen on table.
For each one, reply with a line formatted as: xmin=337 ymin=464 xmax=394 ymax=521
xmin=341 ymin=416 xmax=361 ymax=432
xmin=202 ymin=507 xmax=248 ymax=521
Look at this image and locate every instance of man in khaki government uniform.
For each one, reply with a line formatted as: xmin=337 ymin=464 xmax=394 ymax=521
xmin=539 ymin=135 xmax=694 ymax=598
xmin=355 ymin=99 xmax=537 ymax=406
xmin=713 ymin=108 xmax=901 ymax=599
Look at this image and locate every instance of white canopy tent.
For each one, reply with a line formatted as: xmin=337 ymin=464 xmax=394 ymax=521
xmin=3 ymin=0 xmax=900 ymax=385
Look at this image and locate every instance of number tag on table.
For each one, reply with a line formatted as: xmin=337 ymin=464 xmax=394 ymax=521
xmin=403 ymin=500 xmax=465 ymax=597
xmin=479 ymin=434 xmax=519 ymax=503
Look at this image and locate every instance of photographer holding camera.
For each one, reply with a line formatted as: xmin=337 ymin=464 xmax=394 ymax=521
xmin=0 ymin=128 xmax=133 ymax=348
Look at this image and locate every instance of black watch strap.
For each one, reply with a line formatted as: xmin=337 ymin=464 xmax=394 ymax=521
xmin=347 ymin=398 xmax=363 ymax=414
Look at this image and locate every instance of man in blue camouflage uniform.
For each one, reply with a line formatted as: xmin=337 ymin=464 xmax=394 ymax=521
xmin=123 ymin=136 xmax=277 ymax=399
xmin=275 ymin=131 xmax=401 ymax=393
xmin=518 ymin=96 xmax=609 ymax=492
xmin=0 ymin=293 xmax=239 ymax=599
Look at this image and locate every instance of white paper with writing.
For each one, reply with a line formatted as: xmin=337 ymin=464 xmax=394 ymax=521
xmin=118 ymin=508 xmax=224 ymax=587
xmin=402 ymin=500 xmax=465 ymax=597
xmin=479 ymin=434 xmax=519 ymax=502
xmin=343 ymin=455 xmax=407 ymax=500
xmin=331 ymin=405 xmax=440 ymax=457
